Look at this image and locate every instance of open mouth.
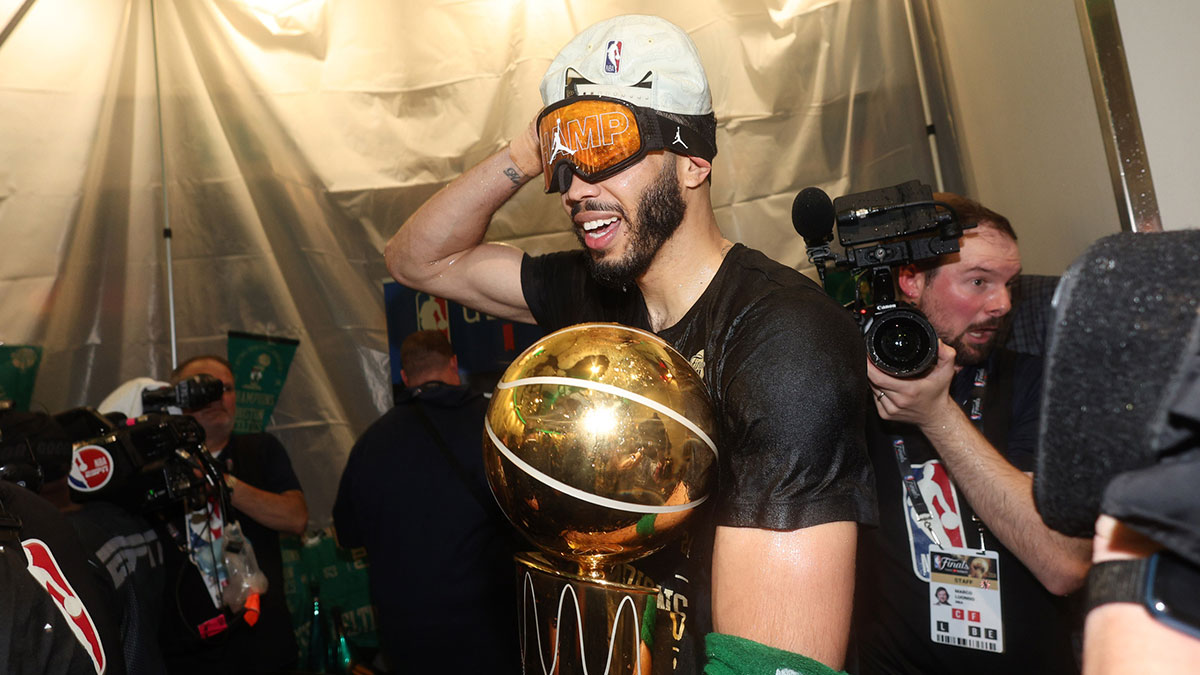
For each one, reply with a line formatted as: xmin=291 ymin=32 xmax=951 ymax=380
xmin=578 ymin=215 xmax=622 ymax=250
xmin=581 ymin=216 xmax=619 ymax=238
xmin=965 ymin=324 xmax=1001 ymax=342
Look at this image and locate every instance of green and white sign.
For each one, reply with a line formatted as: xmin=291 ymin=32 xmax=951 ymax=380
xmin=227 ymin=331 xmax=299 ymax=434
xmin=0 ymin=345 xmax=42 ymax=411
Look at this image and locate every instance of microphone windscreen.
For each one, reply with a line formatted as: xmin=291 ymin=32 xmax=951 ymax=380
xmin=1035 ymin=230 xmax=1200 ymax=537
xmin=792 ymin=187 xmax=835 ymax=244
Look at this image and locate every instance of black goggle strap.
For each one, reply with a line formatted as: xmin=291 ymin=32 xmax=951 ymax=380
xmin=647 ymin=111 xmax=716 ymax=162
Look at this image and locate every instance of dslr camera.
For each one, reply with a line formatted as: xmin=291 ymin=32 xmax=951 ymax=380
xmin=792 ymin=180 xmax=969 ymax=377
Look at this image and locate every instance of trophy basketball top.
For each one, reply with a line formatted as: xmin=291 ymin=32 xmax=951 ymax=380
xmin=483 ymin=322 xmax=718 ymax=579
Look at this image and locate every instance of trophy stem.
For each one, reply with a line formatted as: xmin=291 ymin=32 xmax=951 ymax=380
xmin=578 ymin=557 xmax=607 ymax=580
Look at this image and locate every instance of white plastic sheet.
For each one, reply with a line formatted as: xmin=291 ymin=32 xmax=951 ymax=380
xmin=0 ymin=0 xmax=938 ymax=524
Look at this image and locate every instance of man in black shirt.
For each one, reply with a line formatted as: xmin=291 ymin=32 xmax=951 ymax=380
xmin=160 ymin=355 xmax=308 ymax=674
xmin=386 ymin=14 xmax=874 ymax=674
xmin=333 ymin=330 xmax=520 ymax=673
xmin=852 ymin=194 xmax=1091 ymax=673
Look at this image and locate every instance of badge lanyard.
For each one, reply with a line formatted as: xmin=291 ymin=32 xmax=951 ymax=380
xmin=891 ymin=366 xmax=990 ymax=552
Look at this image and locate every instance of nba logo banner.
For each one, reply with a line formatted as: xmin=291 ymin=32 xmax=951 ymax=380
xmin=605 ymin=40 xmax=622 ymax=73
xmin=383 ymin=281 xmax=544 ymax=385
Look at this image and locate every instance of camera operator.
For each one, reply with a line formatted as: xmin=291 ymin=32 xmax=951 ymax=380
xmin=160 ymin=355 xmax=307 ymax=674
xmin=851 ymin=194 xmax=1091 ymax=674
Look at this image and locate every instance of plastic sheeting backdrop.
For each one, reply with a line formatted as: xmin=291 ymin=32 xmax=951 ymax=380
xmin=0 ymin=0 xmax=941 ymax=525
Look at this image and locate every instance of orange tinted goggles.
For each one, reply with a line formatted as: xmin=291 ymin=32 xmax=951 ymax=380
xmin=536 ymin=96 xmax=714 ymax=193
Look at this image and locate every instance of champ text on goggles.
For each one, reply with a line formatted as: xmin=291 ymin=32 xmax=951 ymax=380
xmin=536 ymin=96 xmax=717 ymax=194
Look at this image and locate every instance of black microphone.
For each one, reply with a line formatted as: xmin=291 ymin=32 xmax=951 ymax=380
xmin=792 ymin=187 xmax=836 ymax=247
xmin=791 ymin=187 xmax=837 ymax=284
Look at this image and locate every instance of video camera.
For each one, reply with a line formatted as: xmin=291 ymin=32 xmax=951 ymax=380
xmin=792 ymin=179 xmax=968 ymax=377
xmin=55 ymin=374 xmax=229 ymax=514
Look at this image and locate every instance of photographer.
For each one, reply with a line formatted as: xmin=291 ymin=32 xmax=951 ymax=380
xmin=851 ymin=194 xmax=1091 ymax=674
xmin=160 ymin=355 xmax=307 ymax=674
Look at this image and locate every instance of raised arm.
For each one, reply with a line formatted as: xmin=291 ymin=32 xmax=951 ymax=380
xmin=384 ymin=120 xmax=543 ymax=323
xmin=869 ymin=343 xmax=1091 ymax=595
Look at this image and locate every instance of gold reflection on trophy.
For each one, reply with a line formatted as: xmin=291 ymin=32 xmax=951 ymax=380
xmin=483 ymin=322 xmax=718 ymax=579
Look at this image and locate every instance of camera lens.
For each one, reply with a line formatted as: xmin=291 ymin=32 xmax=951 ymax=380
xmin=865 ymin=305 xmax=938 ymax=377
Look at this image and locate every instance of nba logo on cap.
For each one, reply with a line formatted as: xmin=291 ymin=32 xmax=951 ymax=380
xmin=605 ymin=40 xmax=621 ymax=73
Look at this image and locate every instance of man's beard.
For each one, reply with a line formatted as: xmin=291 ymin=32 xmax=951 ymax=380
xmin=942 ymin=318 xmax=1007 ymax=366
xmin=574 ymin=159 xmax=687 ymax=288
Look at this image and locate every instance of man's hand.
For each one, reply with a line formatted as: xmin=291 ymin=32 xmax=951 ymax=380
xmin=508 ymin=116 xmax=542 ymax=179
xmin=867 ymin=341 xmax=959 ymax=431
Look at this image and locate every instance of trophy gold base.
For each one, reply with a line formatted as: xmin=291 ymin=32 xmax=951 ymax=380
xmin=516 ymin=551 xmax=671 ymax=675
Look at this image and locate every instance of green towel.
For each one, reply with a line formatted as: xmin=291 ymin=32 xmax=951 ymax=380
xmin=704 ymin=632 xmax=846 ymax=675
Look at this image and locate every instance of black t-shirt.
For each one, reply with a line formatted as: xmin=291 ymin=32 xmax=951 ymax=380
xmin=333 ymin=382 xmax=521 ymax=673
xmin=0 ymin=481 xmax=128 ymax=675
xmin=853 ymin=350 xmax=1080 ymax=674
xmin=159 ymin=432 xmax=303 ymax=674
xmin=67 ymin=501 xmax=167 ymax=675
xmin=522 ymin=243 xmax=876 ymax=671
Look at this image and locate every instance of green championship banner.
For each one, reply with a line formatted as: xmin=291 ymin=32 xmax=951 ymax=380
xmin=226 ymin=331 xmax=299 ymax=434
xmin=0 ymin=345 xmax=43 ymax=410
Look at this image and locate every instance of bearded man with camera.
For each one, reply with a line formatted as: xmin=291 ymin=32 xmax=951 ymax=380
xmin=850 ymin=193 xmax=1093 ymax=674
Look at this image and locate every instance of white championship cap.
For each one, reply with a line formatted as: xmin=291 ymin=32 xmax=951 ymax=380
xmin=540 ymin=14 xmax=712 ymax=115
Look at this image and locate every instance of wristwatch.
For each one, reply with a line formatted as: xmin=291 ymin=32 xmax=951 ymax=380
xmin=223 ymin=473 xmax=240 ymax=492
xmin=1087 ymin=551 xmax=1200 ymax=640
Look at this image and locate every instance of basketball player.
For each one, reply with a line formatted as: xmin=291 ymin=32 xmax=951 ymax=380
xmin=385 ymin=15 xmax=874 ymax=673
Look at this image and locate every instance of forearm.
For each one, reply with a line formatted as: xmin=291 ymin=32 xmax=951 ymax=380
xmin=1083 ymin=604 xmax=1200 ymax=674
xmin=1083 ymin=514 xmax=1200 ymax=674
xmin=229 ymin=483 xmax=308 ymax=535
xmin=921 ymin=404 xmax=1090 ymax=594
xmin=710 ymin=522 xmax=857 ymax=668
xmin=386 ymin=146 xmax=530 ymax=282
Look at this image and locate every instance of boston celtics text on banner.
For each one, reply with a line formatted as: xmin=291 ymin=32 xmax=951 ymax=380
xmin=0 ymin=344 xmax=43 ymax=411
xmin=226 ymin=331 xmax=299 ymax=434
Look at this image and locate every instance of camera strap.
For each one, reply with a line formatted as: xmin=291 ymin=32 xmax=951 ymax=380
xmin=889 ymin=437 xmax=943 ymax=547
xmin=410 ymin=398 xmax=499 ymax=519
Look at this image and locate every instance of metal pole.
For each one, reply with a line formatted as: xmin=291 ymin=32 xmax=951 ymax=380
xmin=149 ymin=0 xmax=179 ymax=368
xmin=903 ymin=0 xmax=945 ymax=192
xmin=1074 ymin=0 xmax=1161 ymax=232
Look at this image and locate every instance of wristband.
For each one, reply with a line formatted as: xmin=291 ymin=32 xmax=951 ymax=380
xmin=704 ymin=632 xmax=845 ymax=675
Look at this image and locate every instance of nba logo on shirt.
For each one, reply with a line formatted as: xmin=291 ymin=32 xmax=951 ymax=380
xmin=605 ymin=40 xmax=622 ymax=73
xmin=23 ymin=539 xmax=107 ymax=673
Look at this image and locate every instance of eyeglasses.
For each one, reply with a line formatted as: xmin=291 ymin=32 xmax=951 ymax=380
xmin=536 ymin=96 xmax=715 ymax=193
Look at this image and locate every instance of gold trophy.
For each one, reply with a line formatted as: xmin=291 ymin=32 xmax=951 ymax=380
xmin=484 ymin=323 xmax=718 ymax=674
